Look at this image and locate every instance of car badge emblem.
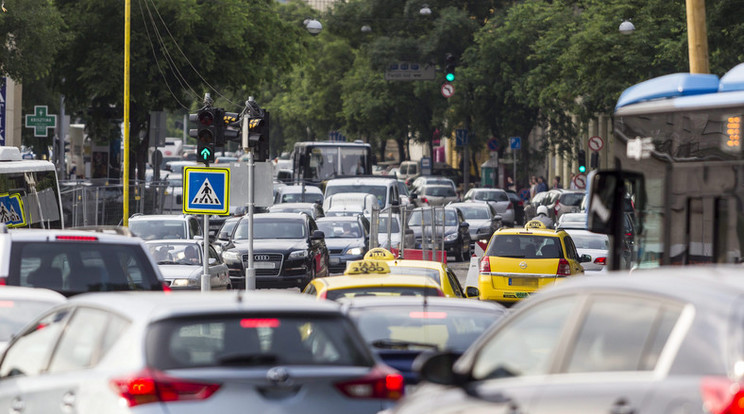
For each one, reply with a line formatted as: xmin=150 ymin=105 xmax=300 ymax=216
xmin=519 ymin=261 xmax=527 ymax=269
xmin=254 ymin=255 xmax=271 ymax=261
xmin=267 ymin=366 xmax=290 ymax=384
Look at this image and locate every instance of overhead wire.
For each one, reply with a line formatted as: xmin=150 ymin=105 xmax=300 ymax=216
xmin=136 ymin=0 xmax=192 ymax=110
xmin=145 ymin=0 xmax=243 ymax=110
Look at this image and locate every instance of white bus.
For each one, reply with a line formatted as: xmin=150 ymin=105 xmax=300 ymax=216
xmin=0 ymin=147 xmax=63 ymax=229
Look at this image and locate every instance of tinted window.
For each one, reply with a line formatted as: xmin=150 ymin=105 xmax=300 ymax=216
xmin=474 ymin=191 xmax=508 ymax=202
xmin=318 ymin=220 xmax=363 ymax=238
xmin=1 ymin=309 xmax=71 ymax=377
xmin=487 ymin=235 xmax=563 ymax=259
xmin=408 ymin=210 xmax=458 ymax=226
xmin=565 ymin=297 xmax=681 ymax=373
xmin=146 ymin=315 xmax=373 ymax=369
xmin=560 ymin=193 xmax=585 ymax=206
xmin=10 ymin=242 xmax=161 ymax=294
xmin=569 ymin=234 xmax=609 ymax=250
xmin=326 ymin=286 xmax=443 ymax=300
xmin=325 ymin=185 xmax=387 ymax=208
xmin=282 ymin=192 xmax=323 ymax=204
xmin=457 ymin=206 xmax=491 ymax=220
xmin=130 ymin=220 xmax=187 ymax=240
xmin=472 ymin=297 xmax=576 ymax=379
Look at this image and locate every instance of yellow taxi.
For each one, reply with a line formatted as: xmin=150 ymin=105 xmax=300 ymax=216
xmin=302 ymin=258 xmax=445 ymax=300
xmin=362 ymin=248 xmax=466 ymax=298
xmin=475 ymin=219 xmax=589 ymax=303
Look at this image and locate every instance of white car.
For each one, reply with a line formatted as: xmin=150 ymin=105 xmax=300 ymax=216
xmin=564 ymin=228 xmax=609 ymax=271
xmin=0 ymin=286 xmax=65 ymax=351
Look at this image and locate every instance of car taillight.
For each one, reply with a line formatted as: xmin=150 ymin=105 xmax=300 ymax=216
xmin=422 ymin=197 xmax=428 ymax=204
xmin=594 ymin=257 xmax=607 ymax=265
xmin=56 ymin=235 xmax=98 ymax=241
xmin=319 ymin=290 xmax=327 ymax=300
xmin=700 ymin=377 xmax=744 ymax=414
xmin=162 ymin=282 xmax=172 ymax=293
xmin=556 ymin=259 xmax=571 ymax=276
xmin=334 ymin=365 xmax=404 ymax=401
xmin=554 ymin=203 xmax=560 ymax=217
xmin=110 ymin=368 xmax=221 ymax=407
xmin=479 ymin=257 xmax=491 ymax=273
xmin=506 ymin=202 xmax=512 ymax=210
xmin=0 ymin=277 xmax=6 ymax=286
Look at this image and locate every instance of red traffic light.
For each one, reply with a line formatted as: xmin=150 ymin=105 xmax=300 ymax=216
xmin=198 ymin=110 xmax=214 ymax=126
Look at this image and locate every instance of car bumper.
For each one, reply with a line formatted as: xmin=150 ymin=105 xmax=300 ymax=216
xmin=329 ymin=253 xmax=364 ymax=274
xmin=227 ymin=258 xmax=310 ymax=289
xmin=477 ymin=273 xmax=565 ymax=302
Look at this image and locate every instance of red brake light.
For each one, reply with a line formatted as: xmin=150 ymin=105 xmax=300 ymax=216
xmin=594 ymin=257 xmax=607 ymax=265
xmin=334 ymin=365 xmax=404 ymax=400
xmin=56 ymin=235 xmax=98 ymax=241
xmin=240 ymin=318 xmax=280 ymax=328
xmin=111 ymin=368 xmax=221 ymax=407
xmin=701 ymin=377 xmax=744 ymax=414
xmin=556 ymin=259 xmax=571 ymax=276
xmin=422 ymin=197 xmax=428 ymax=204
xmin=162 ymin=282 xmax=172 ymax=293
xmin=409 ymin=311 xmax=447 ymax=319
xmin=506 ymin=202 xmax=513 ymax=210
xmin=0 ymin=278 xmax=6 ymax=286
xmin=479 ymin=257 xmax=491 ymax=273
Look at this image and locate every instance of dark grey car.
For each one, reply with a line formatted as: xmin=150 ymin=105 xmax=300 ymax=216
xmin=449 ymin=202 xmax=502 ymax=246
xmin=393 ymin=266 xmax=744 ymax=414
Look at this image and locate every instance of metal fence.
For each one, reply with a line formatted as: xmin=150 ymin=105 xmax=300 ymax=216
xmin=59 ymin=180 xmax=184 ymax=227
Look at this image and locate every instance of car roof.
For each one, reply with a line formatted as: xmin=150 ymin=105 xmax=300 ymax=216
xmin=388 ymin=259 xmax=446 ymax=272
xmin=254 ymin=213 xmax=307 ymax=221
xmin=145 ymin=239 xmax=202 ymax=245
xmin=129 ymin=215 xmax=192 ymax=221
xmin=280 ymin=185 xmax=323 ymax=194
xmin=0 ymin=286 xmax=67 ymax=302
xmin=326 ymin=177 xmax=397 ymax=185
xmin=317 ymin=216 xmax=361 ymax=222
xmin=270 ymin=202 xmax=318 ymax=208
xmin=4 ymin=229 xmax=145 ymax=245
xmin=338 ymin=296 xmax=505 ymax=312
xmin=495 ymin=227 xmax=564 ymax=237
xmin=563 ymin=229 xmax=607 ymax=238
xmin=67 ymin=291 xmax=343 ymax=322
xmin=314 ymin=273 xmax=443 ymax=290
xmin=449 ymin=202 xmax=488 ymax=209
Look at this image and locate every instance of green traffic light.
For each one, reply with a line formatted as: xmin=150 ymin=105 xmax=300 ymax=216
xmin=200 ymin=147 xmax=212 ymax=160
xmin=579 ymin=165 xmax=586 ymax=173
xmin=446 ymin=73 xmax=455 ymax=82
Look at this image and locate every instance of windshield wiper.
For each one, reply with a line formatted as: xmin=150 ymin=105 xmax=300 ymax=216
xmin=371 ymin=339 xmax=439 ymax=350
xmin=217 ymin=353 xmax=278 ymax=366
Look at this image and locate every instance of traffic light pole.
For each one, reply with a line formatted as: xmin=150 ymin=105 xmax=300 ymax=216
xmin=201 ymin=160 xmax=211 ymax=292
xmin=245 ymin=150 xmax=256 ymax=291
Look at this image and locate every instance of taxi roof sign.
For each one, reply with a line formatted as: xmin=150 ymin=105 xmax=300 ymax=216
xmin=344 ymin=260 xmax=391 ymax=275
xmin=525 ymin=219 xmax=547 ymax=230
xmin=364 ymin=247 xmax=396 ymax=261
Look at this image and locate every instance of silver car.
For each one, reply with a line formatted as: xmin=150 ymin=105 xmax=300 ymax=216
xmin=462 ymin=188 xmax=515 ymax=226
xmin=0 ymin=291 xmax=404 ymax=414
xmin=147 ymin=240 xmax=231 ymax=289
xmin=564 ymin=229 xmax=609 ymax=272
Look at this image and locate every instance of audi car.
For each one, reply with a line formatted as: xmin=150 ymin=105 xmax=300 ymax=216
xmin=220 ymin=213 xmax=330 ymax=289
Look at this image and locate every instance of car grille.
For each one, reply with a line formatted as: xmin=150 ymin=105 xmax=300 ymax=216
xmin=243 ymin=253 xmax=284 ymax=276
xmin=329 ymin=248 xmax=344 ymax=254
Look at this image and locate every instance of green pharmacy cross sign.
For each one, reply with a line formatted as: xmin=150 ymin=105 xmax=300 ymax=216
xmin=25 ymin=106 xmax=57 ymax=137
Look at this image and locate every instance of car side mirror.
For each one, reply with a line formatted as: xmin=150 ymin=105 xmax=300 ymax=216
xmin=493 ymin=215 xmax=502 ymax=221
xmin=218 ymin=232 xmax=230 ymax=241
xmin=465 ymin=286 xmax=480 ymax=298
xmin=208 ymin=258 xmax=217 ymax=265
xmin=580 ymin=254 xmax=592 ymax=263
xmin=459 ymin=222 xmax=469 ymax=229
xmin=310 ymin=230 xmax=325 ymax=240
xmin=414 ymin=351 xmax=467 ymax=386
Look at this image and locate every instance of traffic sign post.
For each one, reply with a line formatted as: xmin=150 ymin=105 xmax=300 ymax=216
xmin=510 ymin=137 xmax=521 ymax=190
xmin=0 ymin=193 xmax=26 ymax=227
xmin=183 ymin=167 xmax=231 ymax=215
xmin=455 ymin=129 xmax=469 ymax=147
xmin=441 ymin=82 xmax=455 ymax=98
xmin=487 ymin=138 xmax=500 ymax=152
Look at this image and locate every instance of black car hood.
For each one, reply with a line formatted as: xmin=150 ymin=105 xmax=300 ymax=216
xmin=229 ymin=239 xmax=307 ymax=253
xmin=324 ymin=238 xmax=365 ymax=251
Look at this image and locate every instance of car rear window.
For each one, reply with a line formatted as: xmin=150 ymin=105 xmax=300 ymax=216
xmin=146 ymin=314 xmax=374 ymax=369
xmin=9 ymin=242 xmax=162 ymax=295
xmin=487 ymin=235 xmax=564 ymax=259
xmin=474 ymin=191 xmax=508 ymax=202
xmin=130 ymin=220 xmax=187 ymax=240
xmin=559 ymin=193 xmax=585 ymax=206
xmin=327 ymin=287 xmax=443 ymax=300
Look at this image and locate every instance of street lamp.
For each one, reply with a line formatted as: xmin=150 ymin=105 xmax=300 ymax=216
xmin=619 ymin=19 xmax=635 ymax=35
xmin=304 ymin=18 xmax=322 ymax=35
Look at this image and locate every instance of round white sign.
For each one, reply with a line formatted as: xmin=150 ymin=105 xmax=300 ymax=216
xmin=588 ymin=135 xmax=604 ymax=152
xmin=441 ymin=82 xmax=455 ymax=98
xmin=573 ymin=173 xmax=587 ymax=189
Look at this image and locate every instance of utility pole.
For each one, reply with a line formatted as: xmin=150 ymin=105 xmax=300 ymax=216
xmin=686 ymin=0 xmax=709 ymax=73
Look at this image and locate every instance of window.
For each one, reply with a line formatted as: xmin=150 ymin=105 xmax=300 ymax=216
xmin=471 ymin=297 xmax=576 ymax=379
xmin=48 ymin=308 xmax=114 ymax=373
xmin=1 ymin=309 xmax=71 ymax=377
xmin=564 ymin=297 xmax=682 ymax=373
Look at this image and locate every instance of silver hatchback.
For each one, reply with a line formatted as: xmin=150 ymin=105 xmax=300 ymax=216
xmin=0 ymin=291 xmax=403 ymax=414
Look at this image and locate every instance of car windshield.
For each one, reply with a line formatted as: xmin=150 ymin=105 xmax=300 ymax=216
xmin=378 ymin=217 xmax=400 ymax=233
xmin=325 ymin=185 xmax=387 ymax=208
xmin=317 ymin=221 xmax=363 ymax=238
xmin=281 ymin=192 xmax=323 ymax=204
xmin=486 ymin=235 xmax=563 ymax=259
xmin=569 ymin=234 xmax=609 ymax=250
xmin=234 ymin=219 xmax=307 ymax=240
xmin=387 ymin=266 xmax=439 ymax=282
xmin=473 ymin=191 xmax=508 ymax=202
xmin=350 ymin=308 xmax=500 ymax=353
xmin=457 ymin=206 xmax=490 ymax=220
xmin=270 ymin=206 xmax=313 ymax=217
xmin=146 ymin=315 xmax=373 ymax=369
xmin=129 ymin=220 xmax=187 ymax=240
xmin=408 ymin=210 xmax=458 ymax=226
xmin=148 ymin=243 xmax=202 ymax=265
xmin=326 ymin=286 xmax=443 ymax=300
xmin=424 ymin=186 xmax=456 ymax=197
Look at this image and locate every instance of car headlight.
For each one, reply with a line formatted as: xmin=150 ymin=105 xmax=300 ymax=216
xmin=289 ymin=250 xmax=308 ymax=259
xmin=222 ymin=251 xmax=241 ymax=262
xmin=346 ymin=247 xmax=364 ymax=256
xmin=171 ymin=278 xmax=197 ymax=287
xmin=445 ymin=233 xmax=458 ymax=241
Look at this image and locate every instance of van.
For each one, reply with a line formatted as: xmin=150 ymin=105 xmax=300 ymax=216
xmin=323 ymin=193 xmax=380 ymax=217
xmin=398 ymin=161 xmax=419 ymax=181
xmin=324 ymin=177 xmax=400 ymax=212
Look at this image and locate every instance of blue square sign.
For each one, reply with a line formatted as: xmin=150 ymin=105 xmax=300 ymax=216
xmin=510 ymin=136 xmax=521 ymax=150
xmin=183 ymin=167 xmax=230 ymax=215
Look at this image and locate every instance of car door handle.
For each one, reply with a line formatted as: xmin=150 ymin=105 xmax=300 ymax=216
xmin=61 ymin=391 xmax=76 ymax=412
xmin=10 ymin=396 xmax=24 ymax=414
xmin=610 ymin=398 xmax=635 ymax=414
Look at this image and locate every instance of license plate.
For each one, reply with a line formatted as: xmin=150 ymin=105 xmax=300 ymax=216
xmin=509 ymin=277 xmax=538 ymax=287
xmin=515 ymin=292 xmax=530 ymax=298
xmin=254 ymin=262 xmax=276 ymax=269
xmin=330 ymin=257 xmax=340 ymax=264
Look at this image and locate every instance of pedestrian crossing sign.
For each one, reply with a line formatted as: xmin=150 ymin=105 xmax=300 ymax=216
xmin=0 ymin=193 xmax=26 ymax=227
xmin=183 ymin=167 xmax=230 ymax=215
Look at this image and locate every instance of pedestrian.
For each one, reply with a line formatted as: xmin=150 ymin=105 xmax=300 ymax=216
xmin=529 ymin=176 xmax=538 ymax=198
xmin=506 ymin=176 xmax=516 ymax=191
xmin=536 ymin=176 xmax=548 ymax=194
xmin=553 ymin=176 xmax=563 ymax=189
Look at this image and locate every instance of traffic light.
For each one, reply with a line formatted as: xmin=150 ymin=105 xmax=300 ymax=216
xmin=444 ymin=53 xmax=456 ymax=82
xmin=243 ymin=111 xmax=270 ymax=162
xmin=213 ymin=108 xmax=225 ymax=147
xmin=222 ymin=111 xmax=241 ymax=142
xmin=578 ymin=149 xmax=586 ymax=173
xmin=189 ymin=108 xmax=216 ymax=164
xmin=590 ymin=151 xmax=599 ymax=169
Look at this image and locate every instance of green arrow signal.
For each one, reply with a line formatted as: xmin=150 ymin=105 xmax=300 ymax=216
xmin=200 ymin=147 xmax=212 ymax=160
